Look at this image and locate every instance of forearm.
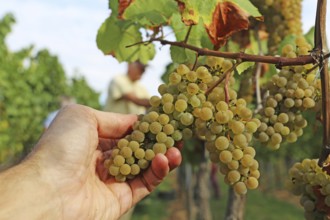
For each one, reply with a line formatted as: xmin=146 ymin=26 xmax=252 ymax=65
xmin=122 ymin=94 xmax=150 ymax=107
xmin=0 ymin=158 xmax=61 ymax=220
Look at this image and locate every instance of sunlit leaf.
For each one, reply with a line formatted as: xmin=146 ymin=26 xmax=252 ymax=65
xmin=304 ymin=26 xmax=315 ymax=46
xmin=122 ymin=0 xmax=177 ymax=27
xmin=96 ymin=15 xmax=155 ymax=63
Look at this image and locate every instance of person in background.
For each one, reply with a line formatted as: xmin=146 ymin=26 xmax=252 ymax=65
xmin=103 ymin=61 xmax=150 ymax=114
xmin=43 ymin=95 xmax=76 ymax=129
xmin=0 ymin=104 xmax=182 ymax=220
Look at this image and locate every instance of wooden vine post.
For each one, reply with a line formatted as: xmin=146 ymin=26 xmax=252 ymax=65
xmin=316 ymin=0 xmax=330 ymax=169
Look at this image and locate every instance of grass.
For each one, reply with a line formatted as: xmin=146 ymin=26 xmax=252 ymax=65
xmin=131 ymin=170 xmax=304 ymax=220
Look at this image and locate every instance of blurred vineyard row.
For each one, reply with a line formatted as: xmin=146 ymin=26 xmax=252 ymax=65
xmin=0 ymin=14 xmax=101 ymax=168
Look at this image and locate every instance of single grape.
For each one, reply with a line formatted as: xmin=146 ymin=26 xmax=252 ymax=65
xmin=158 ymin=114 xmax=170 ymax=125
xmin=138 ymin=159 xmax=149 ymax=169
xmin=241 ymin=154 xmax=254 ymax=167
xmin=130 ymin=164 xmax=141 ymax=175
xmin=120 ymin=164 xmax=131 ymax=176
xmin=200 ymin=107 xmax=213 ymax=121
xmin=215 ymin=136 xmax=229 ymax=150
xmin=219 ymin=150 xmax=233 ymax=164
xmin=145 ymin=149 xmax=155 ymax=161
xmin=120 ymin=146 xmax=133 ymax=158
xmin=149 ymin=96 xmax=161 ymax=107
xmin=109 ymin=165 xmax=120 ymax=176
xmin=149 ymin=121 xmax=162 ymax=134
xmin=227 ymin=170 xmax=241 ymax=184
xmin=134 ymin=148 xmax=146 ymax=160
xmin=175 ymin=99 xmax=188 ymax=112
xmin=234 ymin=181 xmax=247 ymax=195
xmin=246 ymin=177 xmax=259 ymax=189
xmin=113 ymin=155 xmax=125 ymax=166
xmin=128 ymin=141 xmax=140 ymax=152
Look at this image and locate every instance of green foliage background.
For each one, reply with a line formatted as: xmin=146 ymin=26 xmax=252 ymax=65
xmin=0 ymin=14 xmax=100 ymax=165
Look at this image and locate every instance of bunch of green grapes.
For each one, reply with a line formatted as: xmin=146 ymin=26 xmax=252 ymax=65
xmin=287 ymin=159 xmax=330 ymax=219
xmin=105 ymin=57 xmax=261 ymax=195
xmin=193 ymin=57 xmax=261 ymax=195
xmin=104 ymin=63 xmax=217 ymax=181
xmin=199 ymin=98 xmax=261 ymax=195
xmin=250 ymin=0 xmax=303 ymax=54
xmin=255 ymin=37 xmax=321 ymax=150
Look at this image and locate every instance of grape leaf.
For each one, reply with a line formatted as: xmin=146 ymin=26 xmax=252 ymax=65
xmin=96 ymin=15 xmax=155 ymax=63
xmin=118 ymin=0 xmax=135 ymax=19
xmin=169 ymin=13 xmax=205 ymax=64
xmin=175 ymin=0 xmax=262 ymax=49
xmin=304 ymin=27 xmax=315 ymax=46
xmin=170 ymin=46 xmax=188 ymax=63
xmin=122 ymin=0 xmax=177 ymax=27
xmin=205 ymin=1 xmax=250 ymax=49
xmin=174 ymin=0 xmax=209 ymax=25
xmin=277 ymin=35 xmax=297 ymax=55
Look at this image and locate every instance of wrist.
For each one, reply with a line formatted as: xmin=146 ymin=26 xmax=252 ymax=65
xmin=0 ymin=156 xmax=62 ymax=219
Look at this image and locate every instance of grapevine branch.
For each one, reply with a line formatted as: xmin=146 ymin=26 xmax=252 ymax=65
xmin=316 ymin=0 xmax=330 ymax=166
xmin=156 ymin=39 xmax=316 ymax=66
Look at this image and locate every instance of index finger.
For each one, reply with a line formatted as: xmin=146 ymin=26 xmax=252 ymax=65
xmin=91 ymin=109 xmax=138 ymax=139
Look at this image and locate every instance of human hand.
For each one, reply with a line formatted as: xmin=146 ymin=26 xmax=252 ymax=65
xmin=1 ymin=104 xmax=181 ymax=220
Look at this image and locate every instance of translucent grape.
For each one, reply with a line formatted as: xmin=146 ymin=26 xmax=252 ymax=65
xmin=120 ymin=164 xmax=131 ymax=175
xmin=175 ymin=99 xmax=188 ymax=112
xmin=234 ymin=182 xmax=247 ymax=195
xmin=215 ymin=136 xmax=229 ymax=150
xmin=227 ymin=170 xmax=241 ymax=184
xmin=134 ymin=148 xmax=146 ymax=160
xmin=219 ymin=150 xmax=233 ymax=163
xmin=246 ymin=177 xmax=259 ymax=189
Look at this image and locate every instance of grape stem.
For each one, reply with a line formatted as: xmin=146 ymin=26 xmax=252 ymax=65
xmin=224 ymin=74 xmax=230 ymax=103
xmin=205 ymin=61 xmax=242 ymax=96
xmin=253 ymin=25 xmax=264 ymax=113
xmin=184 ymin=25 xmax=193 ymax=44
xmin=316 ymin=0 xmax=330 ymax=167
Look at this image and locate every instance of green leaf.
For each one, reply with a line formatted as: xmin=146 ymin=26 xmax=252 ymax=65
xmin=96 ymin=16 xmax=155 ymax=63
xmin=169 ymin=13 xmax=206 ymax=64
xmin=175 ymin=0 xmax=210 ymax=25
xmin=236 ymin=61 xmax=254 ymax=75
xmin=227 ymin=0 xmax=262 ymax=18
xmin=108 ymin=0 xmax=119 ymax=15
xmin=304 ymin=27 xmax=315 ymax=46
xmin=161 ymin=63 xmax=178 ymax=83
xmin=277 ymin=35 xmax=297 ymax=55
xmin=170 ymin=46 xmax=188 ymax=63
xmin=96 ymin=16 xmax=122 ymax=55
xmin=123 ymin=0 xmax=177 ymax=27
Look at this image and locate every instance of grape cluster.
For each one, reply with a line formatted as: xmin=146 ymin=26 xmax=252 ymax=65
xmin=254 ymin=37 xmax=321 ymax=150
xmin=104 ymin=57 xmax=261 ymax=195
xmin=287 ymin=159 xmax=330 ymax=219
xmin=104 ymin=63 xmax=200 ymax=181
xmin=251 ymin=0 xmax=303 ymax=54
xmin=200 ymin=98 xmax=261 ymax=195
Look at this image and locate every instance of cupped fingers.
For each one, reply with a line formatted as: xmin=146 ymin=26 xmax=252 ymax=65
xmin=128 ymin=148 xmax=182 ymax=205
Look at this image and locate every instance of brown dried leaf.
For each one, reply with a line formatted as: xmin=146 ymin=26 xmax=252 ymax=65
xmin=118 ymin=0 xmax=134 ymax=19
xmin=206 ymin=1 xmax=250 ymax=50
xmin=175 ymin=0 xmax=198 ymax=26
